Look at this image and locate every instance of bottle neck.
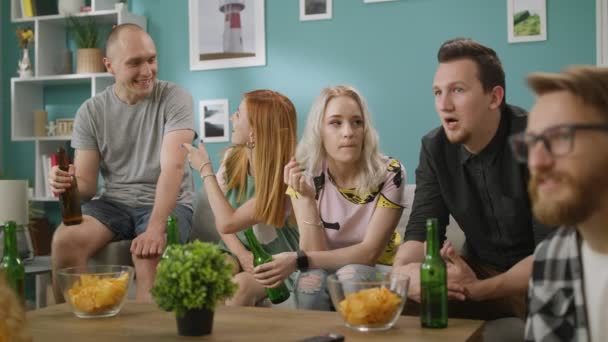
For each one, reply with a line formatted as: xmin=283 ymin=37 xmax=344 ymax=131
xmin=166 ymin=222 xmax=179 ymax=246
xmin=243 ymin=227 xmax=269 ymax=258
xmin=3 ymin=222 xmax=18 ymax=258
xmin=426 ymin=223 xmax=440 ymax=257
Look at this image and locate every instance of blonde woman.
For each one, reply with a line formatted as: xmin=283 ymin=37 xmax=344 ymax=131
xmin=183 ymin=89 xmax=299 ymax=306
xmin=253 ymin=85 xmax=407 ymax=310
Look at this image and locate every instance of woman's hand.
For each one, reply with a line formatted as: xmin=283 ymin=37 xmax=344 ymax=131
xmin=253 ymin=252 xmax=297 ymax=288
xmin=284 ymin=159 xmax=315 ymax=198
xmin=182 ymin=141 xmax=212 ymax=174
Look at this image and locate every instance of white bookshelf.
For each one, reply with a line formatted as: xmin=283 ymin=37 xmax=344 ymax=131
xmin=10 ymin=1 xmax=146 ymax=201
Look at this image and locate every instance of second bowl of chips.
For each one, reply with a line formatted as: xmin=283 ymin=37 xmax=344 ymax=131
xmin=327 ymin=271 xmax=409 ymax=332
xmin=58 ymin=265 xmax=134 ymax=318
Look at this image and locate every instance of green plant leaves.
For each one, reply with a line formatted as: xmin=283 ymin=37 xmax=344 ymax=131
xmin=67 ymin=16 xmax=100 ymax=49
xmin=151 ymin=241 xmax=237 ymax=317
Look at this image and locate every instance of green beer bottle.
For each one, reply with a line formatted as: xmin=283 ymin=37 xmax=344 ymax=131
xmin=243 ymin=227 xmax=290 ymax=304
xmin=162 ymin=215 xmax=180 ymax=259
xmin=1 ymin=221 xmax=25 ymax=303
xmin=420 ymin=218 xmax=448 ymax=328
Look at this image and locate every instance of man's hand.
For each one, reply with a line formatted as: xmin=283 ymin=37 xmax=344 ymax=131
xmin=441 ymin=241 xmax=478 ymax=300
xmin=131 ymin=228 xmax=166 ymax=258
xmin=48 ymin=165 xmax=74 ymax=194
xmin=236 ymin=251 xmax=254 ymax=274
xmin=393 ymin=259 xmax=466 ymax=302
xmin=253 ymin=252 xmax=297 ymax=288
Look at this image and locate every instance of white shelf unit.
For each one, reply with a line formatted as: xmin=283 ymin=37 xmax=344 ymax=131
xmin=10 ymin=1 xmax=146 ymax=201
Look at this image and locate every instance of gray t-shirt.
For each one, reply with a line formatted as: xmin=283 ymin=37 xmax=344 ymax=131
xmin=72 ymin=80 xmax=196 ymax=209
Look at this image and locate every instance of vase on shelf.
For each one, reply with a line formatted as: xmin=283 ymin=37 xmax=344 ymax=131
xmin=58 ymin=0 xmax=85 ymax=15
xmin=76 ymin=48 xmax=105 ymax=74
xmin=17 ymin=49 xmax=33 ymax=78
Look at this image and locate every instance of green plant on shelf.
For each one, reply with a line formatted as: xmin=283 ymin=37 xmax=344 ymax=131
xmin=67 ymin=16 xmax=100 ymax=49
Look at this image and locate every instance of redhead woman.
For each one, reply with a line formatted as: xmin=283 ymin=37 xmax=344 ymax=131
xmin=183 ymin=89 xmax=299 ymax=306
xmin=253 ymin=85 xmax=407 ymax=310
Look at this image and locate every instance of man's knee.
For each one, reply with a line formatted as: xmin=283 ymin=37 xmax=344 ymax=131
xmin=52 ymin=225 xmax=85 ymax=257
xmin=52 ymin=218 xmax=113 ymax=258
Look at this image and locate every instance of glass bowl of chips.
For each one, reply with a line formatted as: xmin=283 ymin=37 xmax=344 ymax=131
xmin=58 ymin=265 xmax=134 ymax=318
xmin=327 ymin=271 xmax=409 ymax=332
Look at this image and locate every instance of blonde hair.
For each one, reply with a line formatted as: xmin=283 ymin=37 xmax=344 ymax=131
xmin=224 ymin=90 xmax=297 ymax=227
xmin=296 ymin=85 xmax=386 ymax=195
xmin=528 ymin=65 xmax=608 ymax=121
xmin=0 ymin=277 xmax=31 ymax=342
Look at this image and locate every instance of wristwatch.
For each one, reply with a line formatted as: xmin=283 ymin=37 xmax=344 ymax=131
xmin=296 ymin=250 xmax=309 ymax=271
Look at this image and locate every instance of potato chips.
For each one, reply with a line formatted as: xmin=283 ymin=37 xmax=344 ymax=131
xmin=67 ymin=273 xmax=129 ymax=314
xmin=338 ymin=287 xmax=402 ymax=325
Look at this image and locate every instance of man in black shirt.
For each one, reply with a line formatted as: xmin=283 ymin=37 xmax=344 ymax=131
xmin=394 ymin=38 xmax=550 ymax=323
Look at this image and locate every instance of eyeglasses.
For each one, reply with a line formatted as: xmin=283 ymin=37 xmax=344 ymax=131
xmin=509 ymin=123 xmax=608 ymax=162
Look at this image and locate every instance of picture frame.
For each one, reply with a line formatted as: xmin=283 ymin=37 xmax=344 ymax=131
xmin=199 ymin=99 xmax=230 ymax=143
xmin=363 ymin=0 xmax=396 ymax=3
xmin=507 ymin=0 xmax=547 ymax=43
xmin=189 ymin=0 xmax=266 ymax=71
xmin=300 ymin=0 xmax=332 ymax=21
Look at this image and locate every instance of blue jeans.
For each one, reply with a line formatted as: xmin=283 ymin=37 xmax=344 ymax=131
xmin=294 ymin=264 xmax=379 ymax=311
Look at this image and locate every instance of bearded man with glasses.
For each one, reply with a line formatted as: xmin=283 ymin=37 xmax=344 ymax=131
xmin=516 ymin=66 xmax=608 ymax=342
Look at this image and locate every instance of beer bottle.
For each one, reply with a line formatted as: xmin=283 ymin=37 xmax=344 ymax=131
xmin=420 ymin=218 xmax=448 ymax=328
xmin=243 ymin=227 xmax=290 ymax=304
xmin=162 ymin=215 xmax=180 ymax=259
xmin=57 ymin=147 xmax=82 ymax=225
xmin=0 ymin=221 xmax=25 ymax=303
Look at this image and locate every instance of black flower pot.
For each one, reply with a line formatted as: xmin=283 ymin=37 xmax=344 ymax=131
xmin=176 ymin=308 xmax=214 ymax=336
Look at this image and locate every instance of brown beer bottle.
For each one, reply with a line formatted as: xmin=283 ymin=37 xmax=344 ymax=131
xmin=57 ymin=147 xmax=83 ymax=225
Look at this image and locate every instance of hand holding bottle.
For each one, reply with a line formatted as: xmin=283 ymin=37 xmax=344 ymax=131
xmin=48 ymin=164 xmax=75 ymax=194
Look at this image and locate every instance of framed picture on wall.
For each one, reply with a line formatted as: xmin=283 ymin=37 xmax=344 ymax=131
xmin=189 ymin=0 xmax=266 ymax=71
xmin=300 ymin=0 xmax=332 ymax=21
xmin=199 ymin=99 xmax=230 ymax=143
xmin=507 ymin=0 xmax=547 ymax=43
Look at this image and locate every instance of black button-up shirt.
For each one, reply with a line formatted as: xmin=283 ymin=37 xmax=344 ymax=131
xmin=404 ymin=104 xmax=551 ymax=271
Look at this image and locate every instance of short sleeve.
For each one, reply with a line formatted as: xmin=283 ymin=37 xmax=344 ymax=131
xmin=377 ymin=158 xmax=407 ymax=209
xmin=71 ymin=100 xmax=98 ymax=151
xmin=163 ymin=84 xmax=196 ymax=137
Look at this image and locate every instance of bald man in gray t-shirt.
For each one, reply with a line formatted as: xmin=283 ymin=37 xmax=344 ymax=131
xmin=48 ymin=24 xmax=196 ymax=303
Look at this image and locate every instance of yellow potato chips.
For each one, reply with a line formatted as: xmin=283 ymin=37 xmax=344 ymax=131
xmin=338 ymin=287 xmax=401 ymax=325
xmin=67 ymin=273 xmax=129 ymax=314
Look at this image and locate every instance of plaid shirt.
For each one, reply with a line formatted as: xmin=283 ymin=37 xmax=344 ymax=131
xmin=525 ymin=228 xmax=590 ymax=342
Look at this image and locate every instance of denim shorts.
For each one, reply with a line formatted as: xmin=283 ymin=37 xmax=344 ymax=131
xmin=82 ymin=198 xmax=193 ymax=243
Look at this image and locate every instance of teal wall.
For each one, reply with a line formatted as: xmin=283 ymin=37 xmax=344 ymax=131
xmin=1 ymin=0 xmax=597 ymax=224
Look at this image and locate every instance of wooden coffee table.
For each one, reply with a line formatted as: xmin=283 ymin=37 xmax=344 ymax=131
xmin=27 ymin=302 xmax=484 ymax=341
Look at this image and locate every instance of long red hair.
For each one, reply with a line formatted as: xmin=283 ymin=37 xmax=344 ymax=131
xmin=224 ymin=90 xmax=297 ymax=227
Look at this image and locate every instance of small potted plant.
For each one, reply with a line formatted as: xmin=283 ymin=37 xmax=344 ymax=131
xmin=151 ymin=240 xmax=237 ymax=336
xmin=67 ymin=16 xmax=104 ymax=74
